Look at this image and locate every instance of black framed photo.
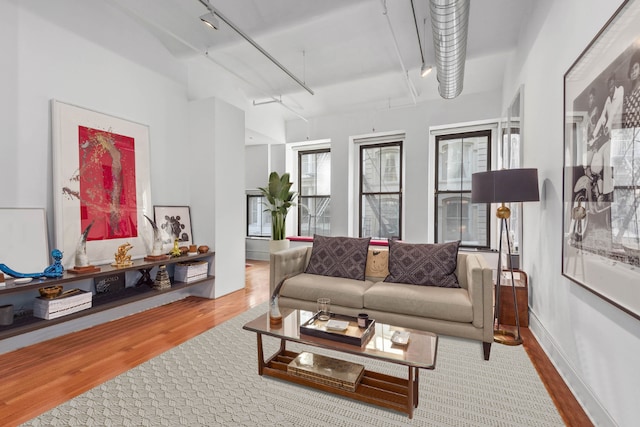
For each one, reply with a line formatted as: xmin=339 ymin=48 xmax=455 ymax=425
xmin=562 ymin=0 xmax=640 ymax=320
xmin=153 ymin=205 xmax=193 ymax=253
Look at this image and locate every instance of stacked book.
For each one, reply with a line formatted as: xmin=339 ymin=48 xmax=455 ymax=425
xmin=33 ymin=289 xmax=92 ymax=320
xmin=174 ymin=260 xmax=208 ymax=283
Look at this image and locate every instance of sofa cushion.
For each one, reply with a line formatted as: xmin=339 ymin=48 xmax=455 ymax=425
xmin=384 ymin=240 xmax=460 ymax=288
xmin=280 ymin=273 xmax=374 ymax=309
xmin=304 ymin=235 xmax=371 ymax=281
xmin=364 ymin=281 xmax=473 ymax=323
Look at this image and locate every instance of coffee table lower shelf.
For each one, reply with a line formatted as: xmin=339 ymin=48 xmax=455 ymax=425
xmin=258 ymin=339 xmax=419 ymax=418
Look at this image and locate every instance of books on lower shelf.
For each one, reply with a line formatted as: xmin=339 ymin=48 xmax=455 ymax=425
xmin=287 ymin=351 xmax=365 ymax=392
xmin=174 ymin=260 xmax=209 ymax=283
xmin=33 ymin=289 xmax=92 ymax=320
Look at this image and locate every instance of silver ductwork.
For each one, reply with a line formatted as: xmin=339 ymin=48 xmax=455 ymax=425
xmin=429 ymin=0 xmax=470 ymax=99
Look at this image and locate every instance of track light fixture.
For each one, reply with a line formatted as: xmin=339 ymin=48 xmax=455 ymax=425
xmin=200 ymin=12 xmax=219 ymax=30
xmin=421 ymin=63 xmax=433 ymax=77
xmin=196 ymin=0 xmax=314 ymax=95
xmin=411 ymin=0 xmax=432 ymax=79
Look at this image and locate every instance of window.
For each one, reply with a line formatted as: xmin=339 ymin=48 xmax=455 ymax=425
xmin=246 ymin=195 xmax=271 ymax=237
xmin=359 ymin=142 xmax=402 ymax=239
xmin=298 ymin=149 xmax=331 ymax=236
xmin=435 ymin=131 xmax=490 ymax=247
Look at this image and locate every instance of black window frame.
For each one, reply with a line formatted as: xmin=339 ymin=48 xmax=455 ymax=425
xmin=246 ymin=194 xmax=271 ymax=238
xmin=434 ymin=130 xmax=491 ymax=249
xmin=358 ymin=141 xmax=403 ymax=240
xmin=297 ymin=148 xmax=331 ymax=236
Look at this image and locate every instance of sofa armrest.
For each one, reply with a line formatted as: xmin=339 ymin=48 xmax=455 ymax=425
xmin=270 ymin=246 xmax=312 ymax=295
xmin=464 ymin=253 xmax=494 ymax=342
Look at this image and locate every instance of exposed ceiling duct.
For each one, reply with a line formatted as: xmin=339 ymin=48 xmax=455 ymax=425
xmin=430 ymin=0 xmax=470 ymax=99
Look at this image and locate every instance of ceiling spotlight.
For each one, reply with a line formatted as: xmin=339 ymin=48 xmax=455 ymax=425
xmin=200 ymin=12 xmax=219 ymax=30
xmin=421 ymin=63 xmax=433 ymax=77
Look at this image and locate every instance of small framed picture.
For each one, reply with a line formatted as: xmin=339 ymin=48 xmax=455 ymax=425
xmin=153 ymin=206 xmax=193 ymax=252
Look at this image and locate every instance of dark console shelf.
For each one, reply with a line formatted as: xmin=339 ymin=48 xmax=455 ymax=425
xmin=0 ymin=252 xmax=215 ymax=342
xmin=0 ymin=252 xmax=213 ymax=296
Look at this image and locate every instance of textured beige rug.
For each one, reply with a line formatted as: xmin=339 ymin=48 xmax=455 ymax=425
xmin=23 ymin=303 xmax=563 ymax=426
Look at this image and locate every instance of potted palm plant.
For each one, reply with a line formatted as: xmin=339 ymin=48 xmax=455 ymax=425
xmin=258 ymin=171 xmax=297 ymax=252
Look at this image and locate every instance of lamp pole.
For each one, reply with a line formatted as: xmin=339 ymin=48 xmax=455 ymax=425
xmin=494 ymin=203 xmax=522 ymax=345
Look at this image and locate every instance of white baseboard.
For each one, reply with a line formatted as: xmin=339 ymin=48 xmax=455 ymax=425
xmin=529 ymin=310 xmax=615 ymax=427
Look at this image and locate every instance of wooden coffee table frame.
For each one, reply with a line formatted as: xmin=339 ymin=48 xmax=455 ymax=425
xmin=243 ymin=309 xmax=437 ymax=419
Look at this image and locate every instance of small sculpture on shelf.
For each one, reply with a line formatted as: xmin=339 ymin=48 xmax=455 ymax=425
xmin=153 ymin=264 xmax=171 ymax=290
xmin=0 ymin=249 xmax=66 ymax=279
xmin=143 ymin=215 xmax=169 ymax=262
xmin=68 ymin=221 xmax=100 ymax=274
xmin=112 ymin=243 xmax=134 ymax=267
xmin=170 ymin=239 xmax=182 ymax=258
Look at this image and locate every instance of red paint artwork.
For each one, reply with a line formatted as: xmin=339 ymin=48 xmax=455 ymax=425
xmin=77 ymin=126 xmax=138 ymax=240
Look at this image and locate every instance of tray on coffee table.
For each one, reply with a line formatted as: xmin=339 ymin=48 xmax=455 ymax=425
xmin=300 ymin=312 xmax=375 ymax=346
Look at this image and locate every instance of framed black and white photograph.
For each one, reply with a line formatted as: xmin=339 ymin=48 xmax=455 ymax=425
xmin=562 ymin=0 xmax=640 ymax=319
xmin=153 ymin=205 xmax=193 ymax=252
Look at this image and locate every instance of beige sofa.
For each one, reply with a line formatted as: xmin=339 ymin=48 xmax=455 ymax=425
xmin=270 ymin=246 xmax=495 ymax=360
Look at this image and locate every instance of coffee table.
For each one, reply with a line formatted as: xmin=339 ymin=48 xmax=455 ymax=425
xmin=242 ymin=308 xmax=438 ymax=418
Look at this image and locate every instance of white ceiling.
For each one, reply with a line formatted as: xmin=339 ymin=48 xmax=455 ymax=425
xmin=112 ymin=1 xmax=532 ymax=120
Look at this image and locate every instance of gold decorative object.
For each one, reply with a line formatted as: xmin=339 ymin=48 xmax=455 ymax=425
xmin=39 ymin=285 xmax=63 ymax=299
xmin=169 ymin=239 xmax=182 ymax=258
xmin=287 ymin=352 xmax=365 ymax=392
xmin=112 ymin=243 xmax=134 ymax=267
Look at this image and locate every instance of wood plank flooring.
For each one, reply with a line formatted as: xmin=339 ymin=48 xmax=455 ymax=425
xmin=0 ymin=260 xmax=592 ymax=426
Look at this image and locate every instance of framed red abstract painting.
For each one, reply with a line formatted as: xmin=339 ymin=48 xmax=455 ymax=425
xmin=52 ymin=100 xmax=153 ymax=267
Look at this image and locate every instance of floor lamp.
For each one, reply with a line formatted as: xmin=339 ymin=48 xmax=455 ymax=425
xmin=471 ymin=168 xmax=540 ymax=345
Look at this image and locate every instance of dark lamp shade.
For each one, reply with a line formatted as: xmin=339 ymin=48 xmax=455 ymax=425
xmin=471 ymin=168 xmax=540 ymax=203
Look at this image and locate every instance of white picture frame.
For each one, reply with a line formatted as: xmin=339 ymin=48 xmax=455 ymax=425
xmin=153 ymin=205 xmax=193 ymax=253
xmin=0 ymin=208 xmax=50 ymax=274
xmin=51 ymin=100 xmax=153 ymax=267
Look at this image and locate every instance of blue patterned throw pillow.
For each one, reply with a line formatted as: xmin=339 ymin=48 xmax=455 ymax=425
xmin=384 ymin=240 xmax=460 ymax=287
xmin=305 ymin=235 xmax=371 ymax=281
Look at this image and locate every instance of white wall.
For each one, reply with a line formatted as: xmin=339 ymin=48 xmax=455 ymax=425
xmin=503 ymin=0 xmax=639 ymax=425
xmin=245 ymin=145 xmax=270 ymax=191
xmin=0 ymin=0 xmax=190 ymax=247
xmin=189 ymin=98 xmax=246 ymax=298
xmin=286 ymin=90 xmax=503 ymax=241
xmin=1 ymin=0 xmax=248 ymax=301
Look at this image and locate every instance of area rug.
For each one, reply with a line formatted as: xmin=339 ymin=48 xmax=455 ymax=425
xmin=23 ymin=303 xmax=563 ymax=426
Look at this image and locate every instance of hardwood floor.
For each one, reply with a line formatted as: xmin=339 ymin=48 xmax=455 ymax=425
xmin=0 ymin=260 xmax=592 ymax=426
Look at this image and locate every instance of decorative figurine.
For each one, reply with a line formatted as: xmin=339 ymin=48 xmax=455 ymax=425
xmin=0 ymin=249 xmax=65 ymax=279
xmin=112 ymin=243 xmax=134 ymax=267
xmin=170 ymin=239 xmax=182 ymax=257
xmin=153 ymin=264 xmax=171 ymax=290
xmin=143 ymin=215 xmax=169 ymax=261
xmin=68 ymin=221 xmax=100 ymax=274
xmin=43 ymin=249 xmax=65 ymax=278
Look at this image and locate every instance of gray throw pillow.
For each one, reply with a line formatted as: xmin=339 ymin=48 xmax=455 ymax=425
xmin=305 ymin=235 xmax=371 ymax=281
xmin=384 ymin=240 xmax=460 ymax=288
